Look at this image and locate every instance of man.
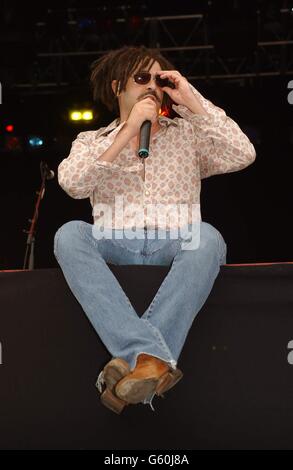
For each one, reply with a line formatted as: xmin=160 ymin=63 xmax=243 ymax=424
xmin=54 ymin=45 xmax=256 ymax=414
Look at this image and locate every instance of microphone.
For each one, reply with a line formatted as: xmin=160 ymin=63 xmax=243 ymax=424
xmin=40 ymin=161 xmax=55 ymax=180
xmin=138 ymin=120 xmax=151 ymax=159
xmin=46 ymin=168 xmax=55 ymax=180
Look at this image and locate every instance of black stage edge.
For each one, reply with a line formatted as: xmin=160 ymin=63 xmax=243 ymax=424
xmin=0 ymin=263 xmax=293 ymax=450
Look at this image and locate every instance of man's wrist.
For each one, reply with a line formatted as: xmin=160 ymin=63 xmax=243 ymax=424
xmin=186 ymin=99 xmax=209 ymax=116
xmin=118 ymin=121 xmax=136 ymax=141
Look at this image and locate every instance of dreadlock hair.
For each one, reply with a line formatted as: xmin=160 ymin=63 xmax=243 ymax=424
xmin=90 ymin=45 xmax=176 ymax=116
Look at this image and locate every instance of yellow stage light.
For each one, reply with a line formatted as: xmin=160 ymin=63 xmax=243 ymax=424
xmin=82 ymin=111 xmax=93 ymax=120
xmin=69 ymin=110 xmax=94 ymax=121
xmin=70 ymin=111 xmax=82 ymax=121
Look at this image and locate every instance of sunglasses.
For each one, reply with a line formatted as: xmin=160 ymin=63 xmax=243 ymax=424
xmin=133 ymin=72 xmax=175 ymax=89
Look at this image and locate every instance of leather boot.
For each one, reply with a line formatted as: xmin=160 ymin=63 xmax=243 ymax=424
xmin=96 ymin=357 xmax=130 ymax=414
xmin=115 ymin=353 xmax=182 ymax=404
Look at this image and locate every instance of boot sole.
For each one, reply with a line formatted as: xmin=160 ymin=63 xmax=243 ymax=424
xmin=115 ymin=368 xmax=183 ymax=404
xmin=115 ymin=377 xmax=158 ymax=404
xmin=97 ymin=358 xmax=131 ymax=414
xmin=103 ymin=358 xmax=130 ymax=391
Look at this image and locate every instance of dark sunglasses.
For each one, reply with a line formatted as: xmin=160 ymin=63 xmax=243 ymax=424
xmin=133 ymin=72 xmax=175 ymax=89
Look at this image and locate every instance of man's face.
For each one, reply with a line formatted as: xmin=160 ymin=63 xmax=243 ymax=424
xmin=113 ymin=60 xmax=164 ymax=121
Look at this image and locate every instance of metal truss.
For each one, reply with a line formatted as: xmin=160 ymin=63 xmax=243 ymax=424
xmin=9 ymin=8 xmax=293 ymax=93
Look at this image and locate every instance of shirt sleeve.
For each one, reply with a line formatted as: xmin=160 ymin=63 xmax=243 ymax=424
xmin=172 ymin=83 xmax=256 ymax=179
xmin=57 ymin=123 xmax=127 ymax=199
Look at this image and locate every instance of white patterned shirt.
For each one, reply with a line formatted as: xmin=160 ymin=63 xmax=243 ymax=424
xmin=58 ymin=82 xmax=256 ymax=230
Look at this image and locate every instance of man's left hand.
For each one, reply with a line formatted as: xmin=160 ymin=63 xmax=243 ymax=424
xmin=157 ymin=70 xmax=208 ymax=115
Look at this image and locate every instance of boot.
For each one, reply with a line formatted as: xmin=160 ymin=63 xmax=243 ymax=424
xmin=96 ymin=357 xmax=131 ymax=414
xmin=100 ymin=387 xmax=127 ymax=415
xmin=156 ymin=367 xmax=184 ymax=397
xmin=115 ymin=353 xmax=182 ymax=404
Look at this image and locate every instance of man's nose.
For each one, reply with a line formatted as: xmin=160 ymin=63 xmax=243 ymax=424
xmin=146 ymin=81 xmax=160 ymax=94
xmin=147 ymin=75 xmax=159 ymax=88
xmin=147 ymin=81 xmax=156 ymax=90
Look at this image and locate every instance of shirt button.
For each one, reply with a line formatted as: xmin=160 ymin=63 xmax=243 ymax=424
xmin=145 ymin=190 xmax=150 ymax=196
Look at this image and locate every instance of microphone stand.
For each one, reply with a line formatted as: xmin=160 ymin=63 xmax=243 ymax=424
xmin=22 ymin=161 xmax=54 ymax=270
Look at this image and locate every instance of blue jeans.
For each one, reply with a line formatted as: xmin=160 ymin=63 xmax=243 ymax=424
xmin=53 ymin=221 xmax=227 ymax=408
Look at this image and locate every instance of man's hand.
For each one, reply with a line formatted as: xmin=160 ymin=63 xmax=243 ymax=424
xmin=125 ymin=97 xmax=158 ymax=139
xmin=157 ymin=70 xmax=208 ymax=116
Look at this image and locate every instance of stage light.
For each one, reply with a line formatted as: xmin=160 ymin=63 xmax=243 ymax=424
xmin=82 ymin=110 xmax=93 ymax=120
xmin=69 ymin=110 xmax=94 ymax=121
xmin=159 ymin=107 xmax=168 ymax=116
xmin=28 ymin=136 xmax=44 ymax=148
xmin=70 ymin=111 xmax=82 ymax=121
xmin=5 ymin=124 xmax=14 ymax=132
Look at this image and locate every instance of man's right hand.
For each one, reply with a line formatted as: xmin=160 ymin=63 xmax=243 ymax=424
xmin=125 ymin=97 xmax=159 ymax=139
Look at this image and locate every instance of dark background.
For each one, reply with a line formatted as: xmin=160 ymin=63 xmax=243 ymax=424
xmin=0 ymin=0 xmax=292 ymax=269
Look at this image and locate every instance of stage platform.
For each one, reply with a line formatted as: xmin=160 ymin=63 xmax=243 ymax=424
xmin=0 ymin=262 xmax=293 ymax=450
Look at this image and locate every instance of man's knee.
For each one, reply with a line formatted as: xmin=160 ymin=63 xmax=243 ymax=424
xmin=53 ymin=220 xmax=84 ymax=258
xmin=200 ymin=222 xmax=221 ymax=245
xmin=201 ymin=222 xmax=227 ymax=262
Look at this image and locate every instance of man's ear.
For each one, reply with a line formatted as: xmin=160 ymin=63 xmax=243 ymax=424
xmin=111 ymin=79 xmax=117 ymax=95
xmin=112 ymin=79 xmax=120 ymax=96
